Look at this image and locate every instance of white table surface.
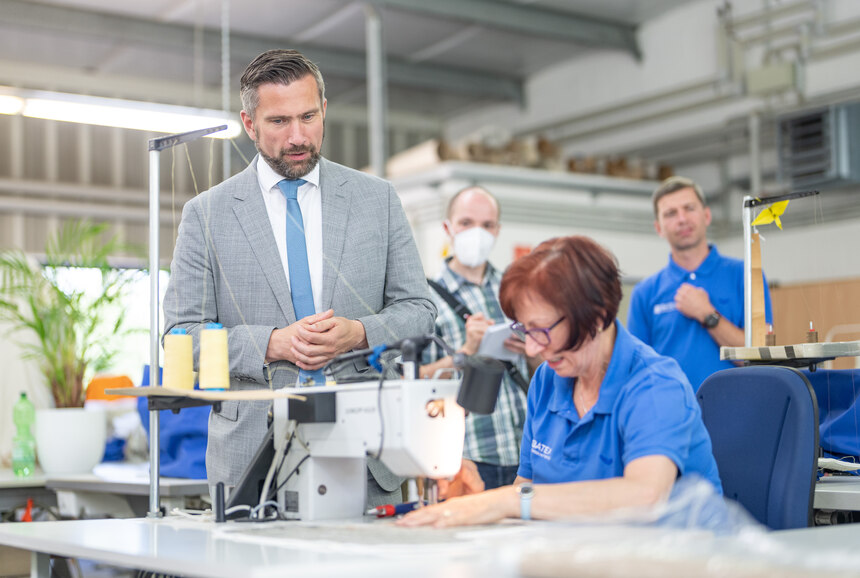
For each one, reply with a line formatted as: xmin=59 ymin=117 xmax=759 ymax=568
xmin=1 ymin=464 xmax=206 ymax=519
xmin=772 ymin=521 xmax=860 ymax=549
xmin=814 ymin=475 xmax=860 ymax=511
xmin=0 ymin=467 xmax=47 ymax=489
xmin=0 ymin=467 xmax=55 ymax=515
xmin=4 ymin=514 xmax=860 ymax=578
xmin=0 ymin=516 xmax=524 ymax=578
xmin=45 ymin=468 xmax=208 ymax=497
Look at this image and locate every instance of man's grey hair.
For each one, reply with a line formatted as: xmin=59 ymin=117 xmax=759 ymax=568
xmin=652 ymin=176 xmax=706 ymax=217
xmin=240 ymin=49 xmax=326 ymax=120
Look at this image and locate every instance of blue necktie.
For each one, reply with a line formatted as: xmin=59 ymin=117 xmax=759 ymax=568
xmin=278 ymin=178 xmax=325 ymax=385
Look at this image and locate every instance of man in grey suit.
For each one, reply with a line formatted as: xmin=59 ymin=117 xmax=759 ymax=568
xmin=163 ymin=49 xmax=436 ymax=508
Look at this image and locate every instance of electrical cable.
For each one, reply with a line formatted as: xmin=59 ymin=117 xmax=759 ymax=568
xmin=257 ymin=440 xmax=282 ymax=511
xmin=259 ymin=422 xmax=295 ymax=507
xmin=274 ymin=454 xmax=310 ymax=495
xmin=225 ymin=505 xmax=252 ymax=516
xmin=266 ymin=430 xmax=293 ymax=501
xmin=249 ymin=500 xmax=281 ymax=521
xmin=370 ymin=358 xmax=390 ymax=461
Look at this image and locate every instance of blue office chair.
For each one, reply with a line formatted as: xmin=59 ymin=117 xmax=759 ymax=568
xmin=697 ymin=366 xmax=819 ymax=530
xmin=802 ymin=368 xmax=860 ymax=460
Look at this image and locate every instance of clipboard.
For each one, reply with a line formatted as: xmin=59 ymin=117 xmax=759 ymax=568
xmin=477 ymin=324 xmax=520 ymax=363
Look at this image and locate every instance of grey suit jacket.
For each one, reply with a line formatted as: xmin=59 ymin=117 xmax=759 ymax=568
xmin=163 ymin=156 xmax=436 ymax=498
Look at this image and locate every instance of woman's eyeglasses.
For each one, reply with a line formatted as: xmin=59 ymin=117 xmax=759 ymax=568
xmin=510 ymin=317 xmax=565 ymax=346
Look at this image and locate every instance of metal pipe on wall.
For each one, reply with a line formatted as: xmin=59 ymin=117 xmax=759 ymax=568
xmin=365 ymin=3 xmax=388 ymax=177
xmin=221 ymin=0 xmax=231 ymax=181
xmin=514 ymin=78 xmax=723 ymax=139
xmin=729 ymin=0 xmax=814 ymax=30
xmin=516 ymin=0 xmax=859 ymax=153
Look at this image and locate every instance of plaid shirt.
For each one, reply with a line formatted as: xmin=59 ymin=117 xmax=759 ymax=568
xmin=425 ymin=260 xmax=528 ymax=467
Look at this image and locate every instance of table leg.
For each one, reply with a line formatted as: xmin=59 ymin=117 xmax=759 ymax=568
xmin=30 ymin=551 xmax=50 ymax=578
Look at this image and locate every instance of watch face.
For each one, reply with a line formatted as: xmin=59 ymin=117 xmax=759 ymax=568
xmin=517 ymin=483 xmax=535 ymax=497
xmin=704 ymin=313 xmax=720 ymax=328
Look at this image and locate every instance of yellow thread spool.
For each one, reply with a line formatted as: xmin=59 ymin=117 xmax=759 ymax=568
xmin=199 ymin=323 xmax=230 ymax=390
xmin=163 ymin=328 xmax=194 ymax=390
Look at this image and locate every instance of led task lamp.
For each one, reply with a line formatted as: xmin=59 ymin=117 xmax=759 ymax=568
xmin=0 ymin=87 xmax=241 ymax=139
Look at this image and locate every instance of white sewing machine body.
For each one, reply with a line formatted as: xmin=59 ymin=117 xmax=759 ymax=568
xmin=272 ymin=379 xmax=465 ymax=521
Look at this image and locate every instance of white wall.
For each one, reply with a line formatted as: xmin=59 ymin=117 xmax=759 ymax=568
xmin=411 ymin=196 xmax=667 ymax=282
xmin=447 ymin=0 xmax=860 ymax=155
xmin=433 ymin=0 xmax=860 ymax=286
xmin=722 ymin=219 xmax=860 ymax=285
xmin=447 ymin=0 xmax=723 ymax=144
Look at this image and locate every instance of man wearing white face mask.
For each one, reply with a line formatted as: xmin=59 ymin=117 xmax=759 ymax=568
xmin=419 ymin=186 xmax=531 ymax=489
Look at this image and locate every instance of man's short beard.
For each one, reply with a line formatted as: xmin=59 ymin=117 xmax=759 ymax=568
xmin=257 ymin=143 xmax=321 ymax=179
xmin=670 ymin=233 xmax=706 ymax=253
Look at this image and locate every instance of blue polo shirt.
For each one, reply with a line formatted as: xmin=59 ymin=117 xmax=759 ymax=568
xmin=518 ymin=322 xmax=721 ymax=493
xmin=627 ymin=245 xmax=772 ymax=391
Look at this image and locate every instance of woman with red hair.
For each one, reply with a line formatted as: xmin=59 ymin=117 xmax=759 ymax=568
xmin=399 ymin=236 xmax=720 ymax=527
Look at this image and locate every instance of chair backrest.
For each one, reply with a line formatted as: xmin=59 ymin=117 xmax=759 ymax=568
xmin=697 ymin=366 xmax=819 ymax=530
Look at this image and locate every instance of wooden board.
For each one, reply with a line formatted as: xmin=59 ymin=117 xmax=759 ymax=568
xmin=105 ymin=387 xmax=306 ymax=402
xmin=770 ymin=277 xmax=860 ymax=369
xmin=751 ymin=232 xmax=767 ymax=346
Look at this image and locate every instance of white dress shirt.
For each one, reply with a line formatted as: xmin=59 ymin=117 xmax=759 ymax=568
xmin=256 ymin=156 xmax=324 ymax=316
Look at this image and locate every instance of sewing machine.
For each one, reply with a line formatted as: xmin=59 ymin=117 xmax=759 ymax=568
xmin=224 ymin=336 xmax=505 ymax=521
xmin=270 ymin=378 xmax=464 ymax=520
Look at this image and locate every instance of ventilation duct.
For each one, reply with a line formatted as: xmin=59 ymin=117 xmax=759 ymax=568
xmin=777 ymin=103 xmax=860 ymax=190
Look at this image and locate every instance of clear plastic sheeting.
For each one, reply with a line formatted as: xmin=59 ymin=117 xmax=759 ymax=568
xmin=592 ymin=475 xmax=765 ymax=535
xmin=517 ymin=476 xmax=860 ymax=578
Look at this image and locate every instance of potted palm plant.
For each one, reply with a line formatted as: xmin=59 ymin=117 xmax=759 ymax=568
xmin=0 ymin=220 xmax=142 ymax=474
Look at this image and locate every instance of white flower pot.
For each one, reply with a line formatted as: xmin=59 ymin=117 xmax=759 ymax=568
xmin=35 ymin=407 xmax=107 ymax=475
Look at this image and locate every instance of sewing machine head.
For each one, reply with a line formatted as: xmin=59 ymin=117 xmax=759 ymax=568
xmin=226 ymin=335 xmax=505 ymax=522
xmin=270 ymin=378 xmax=465 ymax=520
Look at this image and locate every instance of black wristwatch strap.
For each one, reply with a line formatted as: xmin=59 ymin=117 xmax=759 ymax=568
xmin=702 ymin=311 xmax=721 ymax=329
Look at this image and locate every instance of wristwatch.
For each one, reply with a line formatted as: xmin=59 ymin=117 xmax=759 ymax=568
xmin=515 ymin=482 xmax=535 ymax=521
xmin=702 ymin=311 xmax=721 ymax=329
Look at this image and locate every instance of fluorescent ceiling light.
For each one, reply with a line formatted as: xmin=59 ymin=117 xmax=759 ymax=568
xmin=0 ymin=94 xmax=24 ymax=115
xmin=0 ymin=88 xmax=241 ymax=139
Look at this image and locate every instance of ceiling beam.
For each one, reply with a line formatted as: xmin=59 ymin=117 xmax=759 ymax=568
xmin=366 ymin=0 xmax=641 ymax=59
xmin=0 ymin=0 xmax=523 ymax=104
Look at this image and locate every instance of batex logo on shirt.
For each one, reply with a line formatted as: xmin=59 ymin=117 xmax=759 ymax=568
xmin=531 ymin=439 xmax=552 ymax=460
xmin=652 ymin=302 xmax=676 ymax=315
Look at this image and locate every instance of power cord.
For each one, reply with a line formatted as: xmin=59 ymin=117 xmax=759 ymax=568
xmin=369 ymin=358 xmax=396 ymax=461
xmin=274 ymin=454 xmax=310 ymax=495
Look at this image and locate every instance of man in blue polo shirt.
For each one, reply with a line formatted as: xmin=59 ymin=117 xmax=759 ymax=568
xmin=627 ymin=176 xmax=772 ymax=391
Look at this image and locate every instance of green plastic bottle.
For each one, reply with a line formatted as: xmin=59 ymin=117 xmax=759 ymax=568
xmin=12 ymin=392 xmax=36 ymax=477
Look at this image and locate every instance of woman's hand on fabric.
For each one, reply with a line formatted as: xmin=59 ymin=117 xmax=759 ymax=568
xmin=396 ymin=489 xmax=510 ymax=528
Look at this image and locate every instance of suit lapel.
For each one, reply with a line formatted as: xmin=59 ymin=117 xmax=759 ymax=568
xmin=231 ymin=161 xmax=296 ymax=322
xmin=320 ymin=158 xmax=350 ymax=311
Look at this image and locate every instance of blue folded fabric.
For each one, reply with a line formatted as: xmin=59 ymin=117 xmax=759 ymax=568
xmin=101 ymin=437 xmax=126 ymax=462
xmin=137 ymin=365 xmax=208 ymax=479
